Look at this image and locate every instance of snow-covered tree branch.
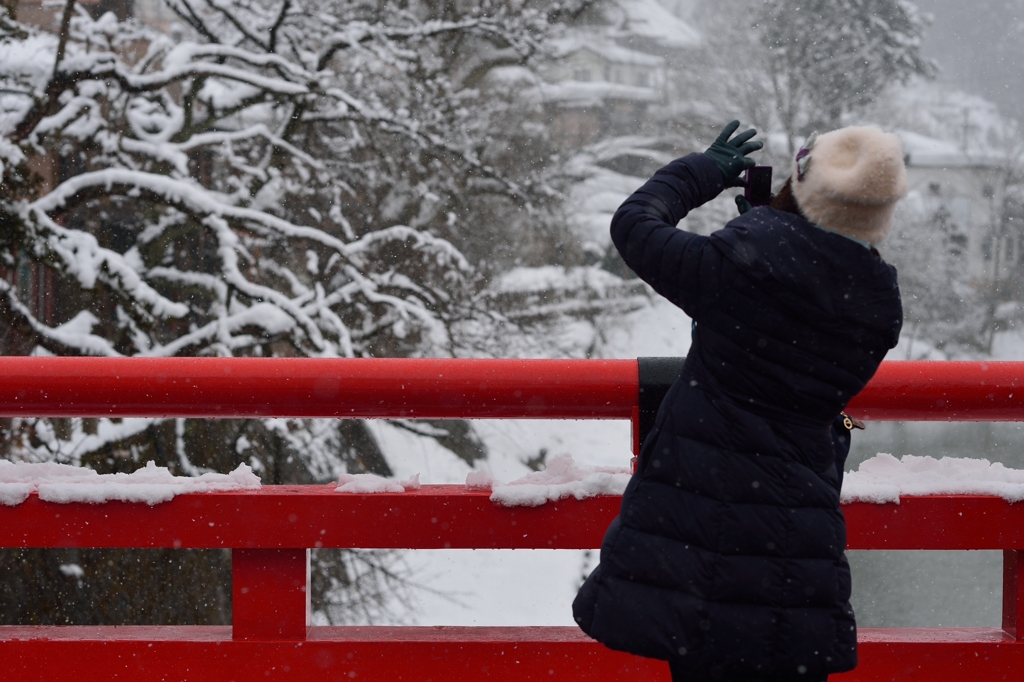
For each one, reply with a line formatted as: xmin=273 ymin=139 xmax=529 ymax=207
xmin=0 ymin=0 xmax=654 ymax=627
xmin=0 ymin=0 xmax=588 ymax=362
xmin=0 ymin=0 xmax=613 ymax=496
xmin=755 ymin=0 xmax=937 ymax=153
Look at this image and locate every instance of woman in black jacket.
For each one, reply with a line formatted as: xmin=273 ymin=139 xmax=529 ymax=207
xmin=573 ymin=122 xmax=905 ymax=681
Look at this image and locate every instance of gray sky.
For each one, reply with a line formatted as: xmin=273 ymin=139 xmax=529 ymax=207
xmin=896 ymin=0 xmax=1024 ymax=117
xmin=683 ymin=0 xmax=1024 ymax=118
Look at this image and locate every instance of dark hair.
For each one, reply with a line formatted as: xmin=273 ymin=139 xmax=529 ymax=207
xmin=770 ymin=177 xmax=803 ymax=217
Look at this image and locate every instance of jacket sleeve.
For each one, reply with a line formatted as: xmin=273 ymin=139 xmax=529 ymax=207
xmin=610 ymin=153 xmax=728 ymax=317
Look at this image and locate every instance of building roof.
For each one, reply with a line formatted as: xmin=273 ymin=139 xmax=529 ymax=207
xmin=550 ymin=34 xmax=666 ymax=66
xmin=898 ymin=130 xmax=1008 ymax=169
xmin=534 ymin=80 xmax=660 ymax=106
xmin=609 ymin=0 xmax=702 ymax=49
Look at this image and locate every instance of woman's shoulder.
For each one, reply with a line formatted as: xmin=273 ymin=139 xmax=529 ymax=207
xmin=710 ymin=207 xmax=803 ymax=251
xmin=710 ymin=208 xmax=898 ymax=286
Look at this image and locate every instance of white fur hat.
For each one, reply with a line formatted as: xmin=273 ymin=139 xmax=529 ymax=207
xmin=791 ymin=126 xmax=908 ymax=246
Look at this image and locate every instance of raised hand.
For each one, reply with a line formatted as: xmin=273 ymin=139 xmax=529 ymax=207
xmin=704 ymin=120 xmax=763 ymax=188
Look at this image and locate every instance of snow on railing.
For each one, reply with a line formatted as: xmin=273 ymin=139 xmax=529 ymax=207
xmin=843 ymin=453 xmax=1024 ymax=504
xmin=0 ymin=460 xmax=260 ymax=507
xmin=3 ymin=358 xmax=1024 ymax=682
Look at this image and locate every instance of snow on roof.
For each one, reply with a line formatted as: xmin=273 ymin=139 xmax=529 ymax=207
xmin=534 ymin=79 xmax=660 ymax=106
xmin=0 ymin=460 xmax=261 ymax=506
xmin=898 ymin=130 xmax=1007 ymax=169
xmin=612 ymin=0 xmax=702 ymax=48
xmin=878 ymin=80 xmax=1015 ymax=169
xmin=486 ymin=65 xmax=542 ymax=87
xmin=550 ymin=34 xmax=665 ymax=66
xmin=587 ymin=41 xmax=664 ymax=66
xmin=841 ymin=454 xmax=1024 ymax=504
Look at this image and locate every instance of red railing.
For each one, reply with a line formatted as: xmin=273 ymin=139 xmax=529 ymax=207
xmin=2 ymin=358 xmax=1024 ymax=681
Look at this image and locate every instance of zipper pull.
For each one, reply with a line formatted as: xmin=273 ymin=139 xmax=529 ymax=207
xmin=841 ymin=412 xmax=865 ymax=430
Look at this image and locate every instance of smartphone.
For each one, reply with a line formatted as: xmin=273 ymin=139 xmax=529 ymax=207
xmin=745 ymin=166 xmax=773 ymax=207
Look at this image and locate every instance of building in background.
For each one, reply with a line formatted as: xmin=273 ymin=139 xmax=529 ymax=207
xmin=16 ymin=0 xmax=130 ymax=26
xmin=898 ymin=130 xmax=1023 ymax=288
xmin=538 ymin=0 xmax=701 ymax=149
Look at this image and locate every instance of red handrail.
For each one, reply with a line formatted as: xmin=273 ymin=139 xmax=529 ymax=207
xmin=2 ymin=488 xmax=1023 ymax=681
xmin=2 ymin=487 xmax=1023 ymax=552
xmin=0 ymin=357 xmax=637 ymax=419
xmin=3 ymin=358 xmax=1024 ymax=682
xmin=0 ymin=357 xmax=1021 ymax=420
xmin=851 ymin=360 xmax=1024 ymax=421
xmin=0 ymin=485 xmax=618 ymax=550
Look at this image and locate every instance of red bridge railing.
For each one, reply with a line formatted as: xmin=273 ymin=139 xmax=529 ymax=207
xmin=2 ymin=358 xmax=1024 ymax=681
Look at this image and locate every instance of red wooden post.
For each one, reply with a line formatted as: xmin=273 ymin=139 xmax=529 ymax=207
xmin=232 ymin=548 xmax=310 ymax=640
xmin=1004 ymin=550 xmax=1024 ymax=640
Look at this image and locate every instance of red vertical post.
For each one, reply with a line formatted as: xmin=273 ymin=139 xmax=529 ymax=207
xmin=233 ymin=548 xmax=310 ymax=640
xmin=1003 ymin=550 xmax=1024 ymax=639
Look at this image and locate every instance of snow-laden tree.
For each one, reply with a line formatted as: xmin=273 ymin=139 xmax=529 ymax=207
xmin=755 ymin=0 xmax=937 ymax=154
xmin=0 ymin=0 xmax=599 ymax=626
xmin=677 ymin=0 xmax=778 ymax=138
xmin=1 ymin=0 xmax=581 ymax=361
xmin=863 ymin=81 xmax=1024 ymax=356
xmin=887 ymin=195 xmax=989 ymax=356
xmin=0 ymin=0 xmax=605 ymax=460
xmin=888 ymin=182 xmax=1021 ymax=358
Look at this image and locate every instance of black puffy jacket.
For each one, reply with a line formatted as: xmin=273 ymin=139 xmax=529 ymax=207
xmin=573 ymin=154 xmax=902 ymax=679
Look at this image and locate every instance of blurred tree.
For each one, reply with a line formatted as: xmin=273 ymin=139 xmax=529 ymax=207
xmin=0 ymin=0 xmax=597 ymax=626
xmin=756 ymin=0 xmax=937 ymax=154
xmin=682 ymin=0 xmax=776 ymax=134
xmin=888 ymin=200 xmax=988 ymax=356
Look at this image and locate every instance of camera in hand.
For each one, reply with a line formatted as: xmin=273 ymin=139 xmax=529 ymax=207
xmin=745 ymin=166 xmax=773 ymax=207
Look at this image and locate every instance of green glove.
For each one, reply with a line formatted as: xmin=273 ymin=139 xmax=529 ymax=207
xmin=704 ymin=120 xmax=763 ymax=188
xmin=735 ymin=195 xmax=753 ymax=215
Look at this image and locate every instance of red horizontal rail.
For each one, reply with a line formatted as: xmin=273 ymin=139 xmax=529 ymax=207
xmin=0 ymin=357 xmax=1022 ymax=420
xmin=0 ymin=357 xmax=637 ymax=419
xmin=0 ymin=486 xmax=620 ymax=550
xmin=3 ymin=626 xmax=1021 ymax=682
xmin=5 ymin=358 xmax=1024 ymax=680
xmin=850 ymin=360 xmax=1024 ymax=421
xmin=1 ymin=488 xmax=1022 ymax=551
xmin=0 ymin=626 xmax=662 ymax=680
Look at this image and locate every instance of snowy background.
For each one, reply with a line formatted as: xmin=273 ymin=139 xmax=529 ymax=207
xmin=4 ymin=0 xmax=1024 ymax=632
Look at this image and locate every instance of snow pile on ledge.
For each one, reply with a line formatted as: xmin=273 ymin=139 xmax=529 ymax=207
xmin=474 ymin=453 xmax=632 ymax=507
xmin=841 ymin=454 xmax=1024 ymax=504
xmin=336 ymin=473 xmax=421 ymax=493
xmin=0 ymin=461 xmax=261 ymax=506
xmin=332 ymin=454 xmax=630 ymax=506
